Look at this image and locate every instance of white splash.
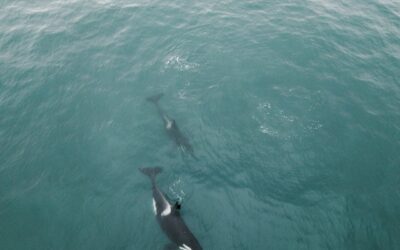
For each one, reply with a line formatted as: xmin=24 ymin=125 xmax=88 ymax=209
xmin=259 ymin=125 xmax=278 ymax=136
xmin=178 ymin=89 xmax=188 ymax=99
xmin=164 ymin=55 xmax=199 ymax=71
xmin=169 ymin=178 xmax=186 ymax=204
xmin=257 ymin=102 xmax=271 ymax=111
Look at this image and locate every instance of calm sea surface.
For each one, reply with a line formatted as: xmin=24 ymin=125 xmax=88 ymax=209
xmin=1 ymin=0 xmax=400 ymax=249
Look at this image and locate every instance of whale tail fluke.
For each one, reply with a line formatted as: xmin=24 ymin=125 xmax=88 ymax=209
xmin=146 ymin=93 xmax=164 ymax=104
xmin=140 ymin=167 xmax=162 ymax=182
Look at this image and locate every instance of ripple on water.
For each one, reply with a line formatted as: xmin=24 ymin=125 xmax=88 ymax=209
xmin=164 ymin=54 xmax=199 ymax=72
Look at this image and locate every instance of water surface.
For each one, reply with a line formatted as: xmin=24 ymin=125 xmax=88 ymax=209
xmin=1 ymin=0 xmax=400 ymax=249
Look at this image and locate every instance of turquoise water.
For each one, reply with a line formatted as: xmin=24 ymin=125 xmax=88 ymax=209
xmin=1 ymin=0 xmax=400 ymax=249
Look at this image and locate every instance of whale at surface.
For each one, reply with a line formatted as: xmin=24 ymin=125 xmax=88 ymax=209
xmin=146 ymin=93 xmax=197 ymax=159
xmin=140 ymin=167 xmax=202 ymax=250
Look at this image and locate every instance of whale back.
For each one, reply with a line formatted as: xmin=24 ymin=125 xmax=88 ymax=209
xmin=159 ymin=213 xmax=203 ymax=250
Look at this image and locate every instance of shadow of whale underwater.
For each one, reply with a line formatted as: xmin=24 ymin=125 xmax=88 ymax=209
xmin=146 ymin=93 xmax=197 ymax=159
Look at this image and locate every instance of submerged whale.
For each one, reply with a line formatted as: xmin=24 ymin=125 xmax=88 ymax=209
xmin=140 ymin=167 xmax=202 ymax=250
xmin=146 ymin=93 xmax=196 ymax=158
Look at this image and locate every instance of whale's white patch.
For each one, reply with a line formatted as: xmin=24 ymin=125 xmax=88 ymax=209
xmin=161 ymin=204 xmax=171 ymax=216
xmin=152 ymin=199 xmax=157 ymax=215
xmin=179 ymin=244 xmax=192 ymax=250
xmin=163 ymin=115 xmax=173 ymax=129
xmin=166 ymin=120 xmax=172 ymax=129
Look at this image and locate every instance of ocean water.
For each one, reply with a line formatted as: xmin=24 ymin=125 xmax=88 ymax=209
xmin=1 ymin=0 xmax=400 ymax=249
